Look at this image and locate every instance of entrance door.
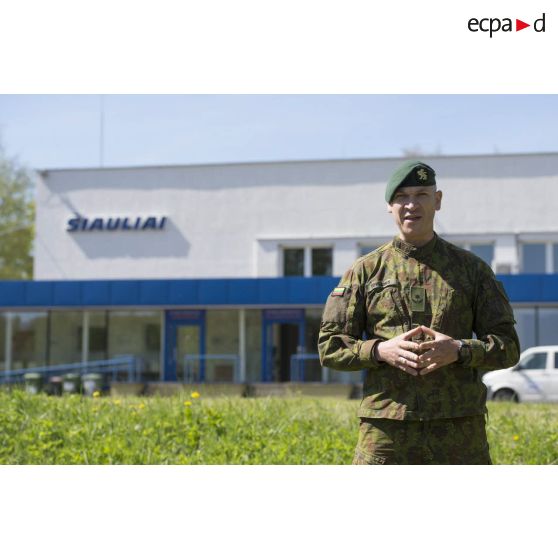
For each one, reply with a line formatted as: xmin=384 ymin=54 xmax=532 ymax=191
xmin=261 ymin=309 xmax=305 ymax=382
xmin=177 ymin=325 xmax=201 ymax=382
xmin=164 ymin=310 xmax=205 ymax=381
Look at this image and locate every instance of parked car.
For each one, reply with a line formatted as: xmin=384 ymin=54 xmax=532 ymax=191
xmin=483 ymin=346 xmax=558 ymax=402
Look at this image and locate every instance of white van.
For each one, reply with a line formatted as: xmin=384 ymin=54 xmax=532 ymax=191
xmin=483 ymin=346 xmax=558 ymax=402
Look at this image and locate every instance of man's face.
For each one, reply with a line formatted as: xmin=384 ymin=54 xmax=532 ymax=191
xmin=387 ymin=185 xmax=442 ymax=246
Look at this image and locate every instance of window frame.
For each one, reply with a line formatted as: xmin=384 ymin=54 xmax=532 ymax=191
xmin=282 ymin=247 xmax=305 ymax=276
xmin=281 ymin=245 xmax=333 ymax=277
xmin=520 ymin=241 xmax=556 ymax=274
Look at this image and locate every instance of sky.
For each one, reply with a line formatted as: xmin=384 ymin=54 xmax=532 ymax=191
xmin=1 ymin=94 xmax=557 ymax=170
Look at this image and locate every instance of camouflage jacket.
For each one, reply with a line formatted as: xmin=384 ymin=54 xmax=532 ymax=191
xmin=318 ymin=234 xmax=520 ymax=420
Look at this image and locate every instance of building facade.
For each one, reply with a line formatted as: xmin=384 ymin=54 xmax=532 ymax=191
xmin=2 ymin=153 xmax=558 ymax=382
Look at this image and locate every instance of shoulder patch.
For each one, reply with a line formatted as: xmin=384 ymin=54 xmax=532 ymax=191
xmin=331 ymin=287 xmax=346 ymax=297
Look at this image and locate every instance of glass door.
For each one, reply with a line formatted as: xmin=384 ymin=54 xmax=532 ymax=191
xmin=261 ymin=309 xmax=305 ymax=382
xmin=177 ymin=325 xmax=201 ymax=382
xmin=265 ymin=322 xmax=300 ymax=382
xmin=164 ymin=310 xmax=205 ymax=382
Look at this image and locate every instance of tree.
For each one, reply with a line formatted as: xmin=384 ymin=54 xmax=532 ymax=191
xmin=0 ymin=145 xmax=35 ymax=279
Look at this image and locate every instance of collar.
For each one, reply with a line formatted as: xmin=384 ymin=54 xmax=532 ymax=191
xmin=392 ymin=232 xmax=438 ymax=259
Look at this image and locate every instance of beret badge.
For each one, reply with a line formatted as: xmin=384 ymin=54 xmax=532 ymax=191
xmin=417 ymin=168 xmax=428 ymax=182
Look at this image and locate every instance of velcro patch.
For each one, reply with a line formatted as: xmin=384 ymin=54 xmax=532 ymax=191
xmin=331 ymin=287 xmax=346 ymax=297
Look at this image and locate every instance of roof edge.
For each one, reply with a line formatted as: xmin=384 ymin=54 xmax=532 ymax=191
xmin=37 ymin=150 xmax=558 ymax=174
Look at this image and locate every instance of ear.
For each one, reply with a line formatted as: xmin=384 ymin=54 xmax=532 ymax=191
xmin=435 ymin=190 xmax=442 ymax=211
xmin=387 ymin=203 xmax=393 ymax=214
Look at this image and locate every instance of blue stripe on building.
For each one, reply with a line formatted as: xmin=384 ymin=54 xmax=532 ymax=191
xmin=0 ymin=275 xmax=556 ymax=308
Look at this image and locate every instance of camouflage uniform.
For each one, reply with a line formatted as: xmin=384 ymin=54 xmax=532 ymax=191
xmin=353 ymin=415 xmax=491 ymax=465
xmin=318 ymin=233 xmax=520 ymax=464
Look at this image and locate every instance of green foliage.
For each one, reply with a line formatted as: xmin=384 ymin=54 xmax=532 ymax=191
xmin=0 ymin=145 xmax=35 ymax=279
xmin=0 ymin=391 xmax=556 ymax=464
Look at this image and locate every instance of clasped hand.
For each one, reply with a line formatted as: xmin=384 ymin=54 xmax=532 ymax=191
xmin=375 ymin=325 xmax=460 ymax=376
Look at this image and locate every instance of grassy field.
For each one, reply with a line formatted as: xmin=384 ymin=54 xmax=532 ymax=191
xmin=0 ymin=389 xmax=556 ymax=464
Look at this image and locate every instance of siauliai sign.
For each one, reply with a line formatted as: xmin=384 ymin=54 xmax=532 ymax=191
xmin=67 ymin=215 xmax=167 ymax=232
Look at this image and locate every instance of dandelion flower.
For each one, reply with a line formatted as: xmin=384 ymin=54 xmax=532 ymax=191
xmin=191 ymin=391 xmax=200 ymax=399
xmin=184 ymin=400 xmax=192 ymax=407
xmin=93 ymin=391 xmax=101 ymax=398
xmin=513 ymin=435 xmax=519 ymax=441
xmin=138 ymin=403 xmax=146 ymax=410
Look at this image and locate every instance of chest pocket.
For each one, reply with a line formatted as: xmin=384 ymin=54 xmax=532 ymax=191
xmin=365 ymin=280 xmax=409 ymax=336
xmin=431 ymin=285 xmax=474 ymax=339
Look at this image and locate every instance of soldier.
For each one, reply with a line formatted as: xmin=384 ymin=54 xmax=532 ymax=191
xmin=318 ymin=160 xmax=520 ymax=465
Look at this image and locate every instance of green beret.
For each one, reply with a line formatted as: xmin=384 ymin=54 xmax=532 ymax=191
xmin=385 ymin=160 xmax=436 ymax=203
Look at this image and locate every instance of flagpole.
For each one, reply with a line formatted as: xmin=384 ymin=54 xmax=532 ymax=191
xmin=99 ymin=94 xmax=105 ymax=167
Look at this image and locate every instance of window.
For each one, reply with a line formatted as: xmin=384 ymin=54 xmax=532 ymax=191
xmin=522 ymin=243 xmax=546 ymax=273
xmin=145 ymin=324 xmax=160 ymax=351
xmin=512 ymin=307 xmax=536 ymax=351
xmin=517 ymin=352 xmax=547 ymax=370
xmin=107 ymin=311 xmax=162 ymax=380
xmin=518 ymin=241 xmax=558 ymax=273
xmin=470 ymin=244 xmax=494 ymax=267
xmin=90 ymin=327 xmax=107 ymax=352
xmin=0 ymin=314 xmax=5 ymax=371
xmin=10 ymin=312 xmax=48 ymax=370
xmin=86 ymin=312 xmax=108 ymax=361
xmin=283 ymin=248 xmax=304 ymax=276
xmin=537 ymin=308 xmax=558 ymax=346
xmin=311 ymin=248 xmax=332 ymax=276
xmin=245 ymin=310 xmax=262 ymax=383
xmin=554 ymin=353 xmax=558 ymax=370
xmin=283 ymin=247 xmax=332 ymax=276
xmin=206 ymin=310 xmax=240 ymax=382
xmin=50 ymin=312 xmax=82 ymax=365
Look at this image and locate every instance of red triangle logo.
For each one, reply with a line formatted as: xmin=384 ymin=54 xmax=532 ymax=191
xmin=516 ymin=19 xmax=530 ymax=31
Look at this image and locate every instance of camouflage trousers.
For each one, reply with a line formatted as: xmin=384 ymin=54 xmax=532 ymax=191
xmin=353 ymin=415 xmax=491 ymax=465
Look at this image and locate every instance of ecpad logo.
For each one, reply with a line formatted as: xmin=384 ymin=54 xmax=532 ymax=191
xmin=468 ymin=13 xmax=546 ymax=37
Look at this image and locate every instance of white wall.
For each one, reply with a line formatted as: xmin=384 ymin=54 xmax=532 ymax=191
xmin=34 ymin=153 xmax=558 ymax=280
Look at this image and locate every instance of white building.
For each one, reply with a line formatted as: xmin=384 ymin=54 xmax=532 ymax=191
xmin=2 ymin=152 xmax=557 ymax=383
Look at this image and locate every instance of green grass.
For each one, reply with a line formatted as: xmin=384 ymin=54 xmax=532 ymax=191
xmin=0 ymin=389 xmax=556 ymax=464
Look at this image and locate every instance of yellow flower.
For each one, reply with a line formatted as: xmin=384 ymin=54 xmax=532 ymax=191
xmin=92 ymin=391 xmax=101 ymax=398
xmin=114 ymin=399 xmax=121 ymax=405
xmin=191 ymin=391 xmax=200 ymax=399
xmin=513 ymin=435 xmax=519 ymax=441
xmin=138 ymin=403 xmax=146 ymax=410
xmin=184 ymin=400 xmax=192 ymax=407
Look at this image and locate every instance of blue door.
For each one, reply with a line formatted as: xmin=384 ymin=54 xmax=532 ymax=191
xmin=261 ymin=309 xmax=306 ymax=382
xmin=164 ymin=310 xmax=206 ymax=381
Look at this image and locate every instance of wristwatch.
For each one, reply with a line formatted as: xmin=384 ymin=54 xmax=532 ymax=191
xmin=455 ymin=340 xmax=471 ymax=365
